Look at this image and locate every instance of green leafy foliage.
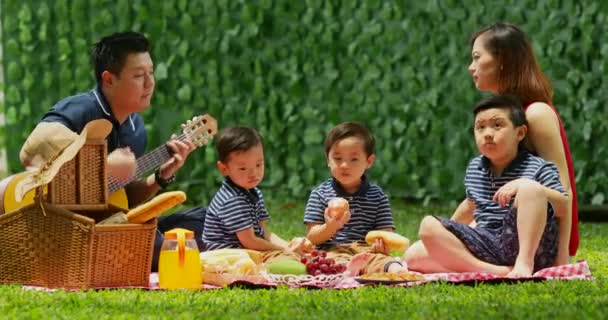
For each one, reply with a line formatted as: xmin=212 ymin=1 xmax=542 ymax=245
xmin=1 ymin=0 xmax=606 ymax=206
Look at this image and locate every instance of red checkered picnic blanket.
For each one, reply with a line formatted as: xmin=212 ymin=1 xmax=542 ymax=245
xmin=147 ymin=259 xmax=593 ymax=290
xmin=335 ymin=259 xmax=593 ymax=289
xmin=23 ymin=260 xmax=592 ymax=291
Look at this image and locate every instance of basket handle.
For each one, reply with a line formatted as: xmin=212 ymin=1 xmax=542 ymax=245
xmin=34 ymin=186 xmax=47 ymax=216
xmin=39 ymin=202 xmax=96 ymax=225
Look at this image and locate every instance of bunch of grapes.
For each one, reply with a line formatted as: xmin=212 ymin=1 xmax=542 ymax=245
xmin=300 ymin=250 xmax=347 ymax=276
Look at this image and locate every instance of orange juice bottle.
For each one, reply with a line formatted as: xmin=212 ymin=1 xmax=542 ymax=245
xmin=158 ymin=228 xmax=203 ymax=289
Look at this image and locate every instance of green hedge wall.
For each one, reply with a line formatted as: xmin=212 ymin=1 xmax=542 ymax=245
xmin=1 ymin=0 xmax=607 ymax=206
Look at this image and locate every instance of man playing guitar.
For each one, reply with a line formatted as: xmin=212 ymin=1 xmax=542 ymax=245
xmin=26 ymin=31 xmax=195 ymax=207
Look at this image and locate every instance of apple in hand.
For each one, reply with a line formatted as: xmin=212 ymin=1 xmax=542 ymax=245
xmin=327 ymin=197 xmax=349 ymax=220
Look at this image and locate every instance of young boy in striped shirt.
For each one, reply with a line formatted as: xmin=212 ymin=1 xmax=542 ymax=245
xmin=304 ymin=122 xmax=406 ymax=274
xmin=405 ymin=95 xmax=568 ymax=277
xmin=202 ymin=127 xmax=298 ymax=252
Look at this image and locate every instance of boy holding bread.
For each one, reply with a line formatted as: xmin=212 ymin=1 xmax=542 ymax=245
xmin=303 ymin=122 xmax=409 ymax=275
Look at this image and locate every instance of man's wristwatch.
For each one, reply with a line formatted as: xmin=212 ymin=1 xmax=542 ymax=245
xmin=154 ymin=169 xmax=175 ymax=189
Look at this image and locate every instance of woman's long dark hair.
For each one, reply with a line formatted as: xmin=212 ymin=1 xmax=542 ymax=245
xmin=471 ymin=23 xmax=553 ymax=104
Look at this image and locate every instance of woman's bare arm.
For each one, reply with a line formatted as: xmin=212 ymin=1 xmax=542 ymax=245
xmin=526 ymin=102 xmax=572 ymax=265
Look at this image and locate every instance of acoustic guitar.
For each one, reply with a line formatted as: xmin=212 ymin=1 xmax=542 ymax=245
xmin=0 ymin=114 xmax=217 ymax=214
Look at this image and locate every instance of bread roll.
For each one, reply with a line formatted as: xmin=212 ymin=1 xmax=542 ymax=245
xmin=365 ymin=230 xmax=410 ymax=253
xmin=126 ymin=191 xmax=187 ymax=223
xmin=327 ymin=197 xmax=349 ymax=220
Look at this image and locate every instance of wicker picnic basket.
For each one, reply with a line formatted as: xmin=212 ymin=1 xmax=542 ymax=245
xmin=0 ymin=139 xmax=157 ymax=289
xmin=46 ymin=139 xmax=108 ymax=211
xmin=0 ymin=202 xmax=156 ymax=289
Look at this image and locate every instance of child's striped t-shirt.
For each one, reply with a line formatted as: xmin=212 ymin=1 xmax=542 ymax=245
xmin=465 ymin=148 xmax=566 ymax=229
xmin=202 ymin=178 xmax=269 ymax=250
xmin=304 ymin=176 xmax=394 ymax=249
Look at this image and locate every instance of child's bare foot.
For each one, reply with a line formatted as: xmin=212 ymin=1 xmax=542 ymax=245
xmin=507 ymin=262 xmax=534 ymax=277
xmin=487 ymin=265 xmax=512 ymax=276
xmin=347 ymin=252 xmax=373 ymax=276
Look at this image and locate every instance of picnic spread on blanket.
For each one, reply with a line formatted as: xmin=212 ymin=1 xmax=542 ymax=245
xmin=147 ymin=259 xmax=593 ymax=290
xmin=0 ymin=117 xmax=595 ymax=291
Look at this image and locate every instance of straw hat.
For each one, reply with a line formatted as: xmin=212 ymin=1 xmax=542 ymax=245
xmin=14 ymin=119 xmax=112 ymax=201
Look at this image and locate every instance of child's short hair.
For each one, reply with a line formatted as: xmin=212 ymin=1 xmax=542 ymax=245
xmin=324 ymin=122 xmax=375 ymax=156
xmin=215 ymin=127 xmax=263 ymax=162
xmin=473 ymin=94 xmax=527 ymax=127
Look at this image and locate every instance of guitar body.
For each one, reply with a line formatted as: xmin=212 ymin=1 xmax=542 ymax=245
xmin=0 ymin=173 xmax=37 ymax=214
xmin=108 ymin=188 xmax=129 ymax=211
xmin=0 ymin=173 xmax=129 ymax=214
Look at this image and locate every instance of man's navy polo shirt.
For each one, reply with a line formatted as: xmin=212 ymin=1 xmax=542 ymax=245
xmin=41 ymin=86 xmax=147 ymax=157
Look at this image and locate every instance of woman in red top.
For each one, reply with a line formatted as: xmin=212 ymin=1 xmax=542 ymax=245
xmin=468 ymin=22 xmax=578 ymax=265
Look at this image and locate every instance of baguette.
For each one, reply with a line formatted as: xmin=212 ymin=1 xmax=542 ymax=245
xmin=126 ymin=191 xmax=187 ymax=223
xmin=365 ymin=230 xmax=410 ymax=253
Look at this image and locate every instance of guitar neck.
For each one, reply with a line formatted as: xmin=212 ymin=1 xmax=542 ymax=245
xmin=105 ymin=114 xmax=217 ymax=194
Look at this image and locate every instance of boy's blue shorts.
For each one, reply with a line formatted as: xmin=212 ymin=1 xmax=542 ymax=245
xmin=436 ymin=208 xmax=558 ymax=271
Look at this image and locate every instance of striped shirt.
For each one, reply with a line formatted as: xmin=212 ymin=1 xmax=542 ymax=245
xmin=465 ymin=148 xmax=566 ymax=229
xmin=304 ymin=176 xmax=395 ymax=249
xmin=202 ymin=178 xmax=270 ymax=250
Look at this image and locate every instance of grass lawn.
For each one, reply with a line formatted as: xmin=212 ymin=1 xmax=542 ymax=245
xmin=1 ymin=200 xmax=606 ymax=319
